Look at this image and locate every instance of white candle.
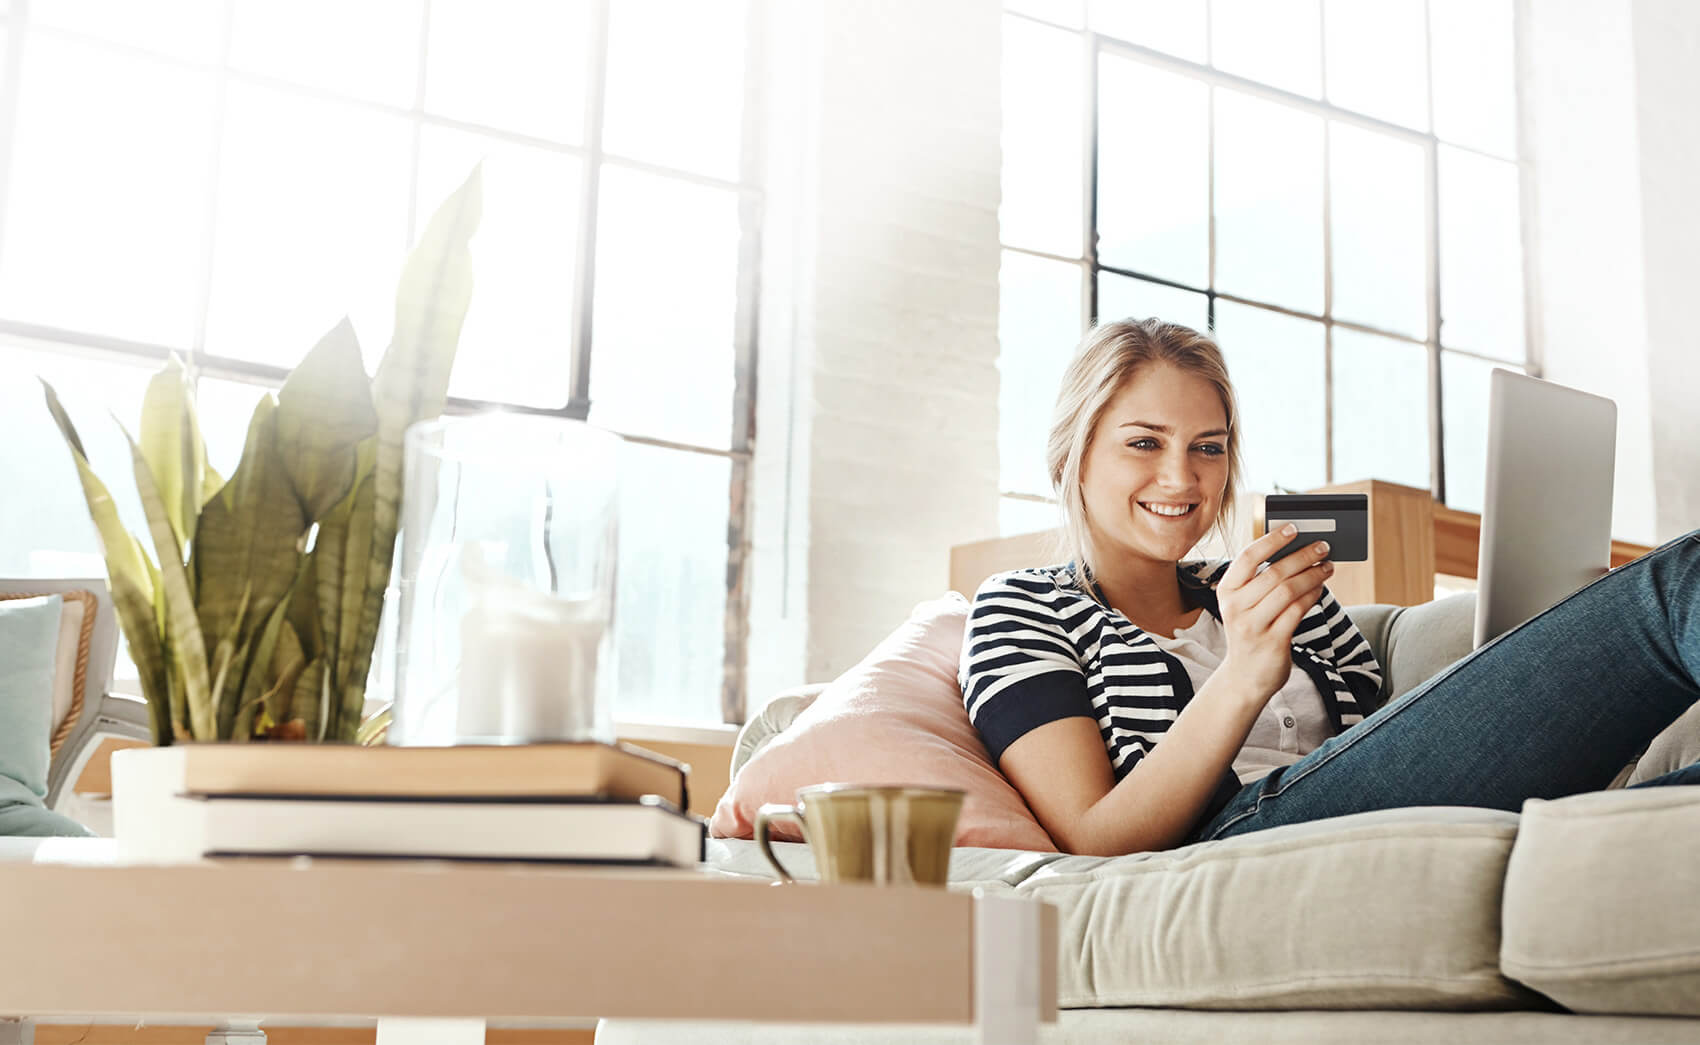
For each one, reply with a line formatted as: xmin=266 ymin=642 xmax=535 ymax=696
xmin=457 ymin=590 xmax=607 ymax=743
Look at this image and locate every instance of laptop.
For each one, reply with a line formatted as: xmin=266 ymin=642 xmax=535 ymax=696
xmin=1472 ymin=369 xmax=1617 ymax=649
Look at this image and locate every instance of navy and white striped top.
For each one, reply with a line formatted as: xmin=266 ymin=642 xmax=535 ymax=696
xmin=959 ymin=560 xmax=1382 ymax=789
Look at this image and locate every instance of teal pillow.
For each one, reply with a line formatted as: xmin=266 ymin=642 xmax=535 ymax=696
xmin=0 ymin=594 xmax=93 ymax=837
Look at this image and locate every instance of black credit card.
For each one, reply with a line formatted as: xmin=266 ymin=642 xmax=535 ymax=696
xmin=1263 ymin=494 xmax=1369 ymax=563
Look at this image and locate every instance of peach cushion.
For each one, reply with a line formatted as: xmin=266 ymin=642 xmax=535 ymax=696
xmin=709 ymin=593 xmax=1057 ymax=852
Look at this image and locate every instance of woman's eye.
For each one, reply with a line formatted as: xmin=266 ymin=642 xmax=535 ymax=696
xmin=1127 ymin=439 xmax=1225 ymax=454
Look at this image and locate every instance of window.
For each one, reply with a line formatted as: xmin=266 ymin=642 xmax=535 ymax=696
xmin=0 ymin=0 xmax=763 ymax=725
xmin=998 ymin=0 xmax=1527 ymax=530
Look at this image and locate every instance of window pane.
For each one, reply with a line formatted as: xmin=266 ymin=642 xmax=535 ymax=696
xmin=1322 ymin=0 xmax=1428 ymax=129
xmin=0 ymin=341 xmax=153 ymax=577
xmin=603 ymin=0 xmax=747 ymax=181
xmin=1006 ymin=0 xmax=1084 ymax=30
xmin=1213 ymin=302 xmax=1326 ymax=493
xmin=425 ymin=0 xmax=593 ymax=143
xmin=1331 ymin=328 xmax=1429 ymax=488
xmin=1430 ymin=0 xmax=1517 ymax=157
xmin=614 ymin=443 xmax=727 ymax=722
xmin=0 ymin=36 xmax=215 ymax=350
xmin=417 ymin=128 xmax=581 ymax=408
xmin=999 ymin=251 xmax=1082 ymax=497
xmin=1097 ymin=55 xmax=1208 ymax=286
xmin=1330 ymin=123 xmax=1426 ymax=338
xmin=1002 ymin=15 xmax=1085 ymax=258
xmin=1210 ymin=0 xmax=1321 ymax=97
xmin=1441 ymin=352 xmax=1523 ymax=513
xmin=1089 ymin=0 xmax=1206 ymax=62
xmin=1214 ymin=89 xmax=1324 ymax=313
xmin=1438 ymin=146 xmax=1524 ymax=359
xmin=33 ymin=0 xmax=223 ymax=63
xmin=588 ymin=167 xmax=739 ymax=449
xmin=205 ymin=83 xmax=412 ymax=370
xmin=230 ymin=0 xmax=424 ymax=109
xmin=1001 ymin=497 xmax=1061 ymax=538
xmin=1096 ymin=272 xmax=1209 ymax=333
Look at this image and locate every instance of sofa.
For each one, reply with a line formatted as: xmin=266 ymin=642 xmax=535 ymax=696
xmin=599 ymin=591 xmax=1700 ymax=1044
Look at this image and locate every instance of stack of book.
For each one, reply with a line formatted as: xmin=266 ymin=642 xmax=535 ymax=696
xmin=111 ymin=741 xmax=705 ymax=868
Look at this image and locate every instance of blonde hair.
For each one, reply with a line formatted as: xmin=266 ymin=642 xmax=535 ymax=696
xmin=1047 ymin=317 xmax=1244 ymax=587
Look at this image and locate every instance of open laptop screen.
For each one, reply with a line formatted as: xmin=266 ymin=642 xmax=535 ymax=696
xmin=1472 ymin=369 xmax=1616 ymax=649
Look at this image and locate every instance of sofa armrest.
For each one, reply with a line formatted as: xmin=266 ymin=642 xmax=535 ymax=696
xmin=1346 ymin=593 xmax=1477 ymax=711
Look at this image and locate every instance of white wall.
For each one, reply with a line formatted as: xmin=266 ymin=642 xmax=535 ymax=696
xmin=1630 ymin=0 xmax=1700 ymax=541
xmin=746 ymin=0 xmax=1003 ymax=696
xmin=1523 ymin=0 xmax=1700 ymax=547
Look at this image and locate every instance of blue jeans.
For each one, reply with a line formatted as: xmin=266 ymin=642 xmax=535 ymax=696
xmin=1187 ymin=528 xmax=1700 ymax=845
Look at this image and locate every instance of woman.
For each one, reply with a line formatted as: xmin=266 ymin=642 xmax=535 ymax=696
xmin=961 ymin=317 xmax=1700 ymax=856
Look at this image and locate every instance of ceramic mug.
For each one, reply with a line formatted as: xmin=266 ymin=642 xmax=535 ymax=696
xmin=754 ymin=783 xmax=965 ymax=886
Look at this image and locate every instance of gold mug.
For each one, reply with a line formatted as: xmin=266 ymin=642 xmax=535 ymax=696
xmin=754 ymin=784 xmax=965 ymax=886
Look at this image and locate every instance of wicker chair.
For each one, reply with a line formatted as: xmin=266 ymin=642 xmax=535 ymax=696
xmin=0 ymin=579 xmax=150 ymax=823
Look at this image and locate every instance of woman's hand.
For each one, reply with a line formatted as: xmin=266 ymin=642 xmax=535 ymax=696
xmin=1214 ymin=525 xmax=1334 ymax=707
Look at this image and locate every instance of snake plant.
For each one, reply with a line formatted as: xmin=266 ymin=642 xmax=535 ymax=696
xmin=42 ymin=166 xmax=482 ymax=744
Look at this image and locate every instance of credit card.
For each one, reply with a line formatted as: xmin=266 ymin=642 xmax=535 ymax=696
xmin=1263 ymin=493 xmax=1369 ymax=563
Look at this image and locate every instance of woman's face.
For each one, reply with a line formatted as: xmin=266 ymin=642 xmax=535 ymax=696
xmin=1079 ymin=364 xmax=1232 ymax=568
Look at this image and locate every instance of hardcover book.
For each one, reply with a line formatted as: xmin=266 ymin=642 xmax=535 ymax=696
xmin=189 ymin=794 xmax=706 ymax=866
xmin=115 ymin=740 xmax=688 ymax=807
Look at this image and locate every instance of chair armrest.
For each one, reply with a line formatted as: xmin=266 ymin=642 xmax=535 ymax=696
xmin=45 ymin=693 xmax=151 ymax=809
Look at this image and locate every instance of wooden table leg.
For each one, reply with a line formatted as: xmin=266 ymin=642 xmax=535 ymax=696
xmin=376 ymin=1018 xmax=486 ymax=1045
xmin=973 ymin=893 xmax=1041 ymax=1045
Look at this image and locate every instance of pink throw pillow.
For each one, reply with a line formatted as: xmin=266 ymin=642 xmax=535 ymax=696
xmin=709 ymin=593 xmax=1058 ymax=852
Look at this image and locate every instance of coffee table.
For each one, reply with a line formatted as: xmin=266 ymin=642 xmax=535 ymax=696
xmin=0 ymin=840 xmax=1056 ymax=1045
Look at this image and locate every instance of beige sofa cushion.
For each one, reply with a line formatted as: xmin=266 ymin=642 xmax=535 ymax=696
xmin=1500 ymin=787 xmax=1700 ymax=1016
xmin=710 ymin=804 xmax=1536 ymax=1011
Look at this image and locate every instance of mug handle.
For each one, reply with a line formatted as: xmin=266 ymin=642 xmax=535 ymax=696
xmin=754 ymin=803 xmax=805 ymax=884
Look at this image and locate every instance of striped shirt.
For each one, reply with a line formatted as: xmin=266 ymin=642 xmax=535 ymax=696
xmin=959 ymin=561 xmax=1382 ymax=791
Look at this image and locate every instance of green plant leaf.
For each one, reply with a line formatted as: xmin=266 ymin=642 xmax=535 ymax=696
xmin=352 ymin=164 xmax=482 ymax=731
xmin=141 ymin=546 xmax=186 ymax=741
xmin=232 ymin=598 xmax=295 ymax=741
xmin=263 ymin=617 xmax=308 ymax=729
xmin=209 ymin=585 xmax=253 ymax=740
xmin=126 ymin=429 xmax=216 ymax=740
xmin=311 ymin=480 xmax=354 ymax=691
xmin=356 ymin=702 xmax=391 ymax=746
xmin=286 ymin=545 xmax=323 ymax=668
xmin=192 ymin=395 xmax=308 ymax=675
xmin=334 ymin=472 xmax=375 ymax=719
xmin=40 ymin=380 xmax=172 ymax=743
xmin=288 ymin=657 xmax=326 ymax=741
xmin=138 ymin=357 xmax=206 ymax=552
xmin=275 ymin=317 xmax=378 ymax=522
xmin=203 ymin=462 xmax=226 ymax=506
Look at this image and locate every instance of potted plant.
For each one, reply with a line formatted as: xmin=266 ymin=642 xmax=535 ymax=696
xmin=42 ymin=167 xmax=482 ymax=745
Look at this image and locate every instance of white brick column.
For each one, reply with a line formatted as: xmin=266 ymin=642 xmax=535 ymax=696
xmin=746 ymin=0 xmax=1004 ymax=701
xmin=1522 ymin=0 xmax=1700 ymax=546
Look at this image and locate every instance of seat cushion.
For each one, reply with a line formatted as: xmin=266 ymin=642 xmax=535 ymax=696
xmin=710 ymin=805 xmax=1536 ymax=1011
xmin=1500 ymin=787 xmax=1700 ymax=1016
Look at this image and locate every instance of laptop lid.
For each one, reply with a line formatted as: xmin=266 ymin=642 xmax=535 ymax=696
xmin=1472 ymin=369 xmax=1616 ymax=649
